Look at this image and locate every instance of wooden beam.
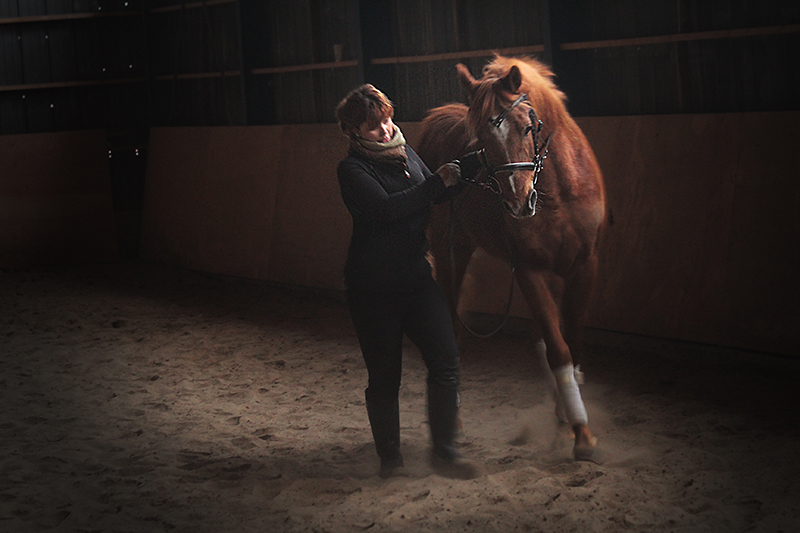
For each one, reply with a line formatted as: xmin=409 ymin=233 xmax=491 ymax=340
xmin=108 ymin=145 xmax=148 ymax=153
xmin=154 ymin=70 xmax=242 ymax=81
xmin=0 ymin=78 xmax=145 ymax=92
xmin=250 ymin=60 xmax=359 ymax=75
xmin=370 ymin=46 xmax=545 ymax=65
xmin=0 ymin=11 xmax=138 ymax=24
xmin=150 ymin=0 xmax=236 ymax=14
xmin=560 ymin=24 xmax=800 ymax=51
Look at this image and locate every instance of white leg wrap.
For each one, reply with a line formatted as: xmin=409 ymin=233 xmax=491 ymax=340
xmin=536 ymin=340 xmax=569 ymax=424
xmin=552 ymin=363 xmax=588 ymax=426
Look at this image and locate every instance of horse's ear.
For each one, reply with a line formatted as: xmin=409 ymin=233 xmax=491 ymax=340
xmin=499 ymin=65 xmax=523 ymax=94
xmin=456 ymin=63 xmax=477 ymax=101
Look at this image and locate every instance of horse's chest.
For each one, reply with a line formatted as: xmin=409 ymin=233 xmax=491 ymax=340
xmin=469 ymin=213 xmax=573 ymax=270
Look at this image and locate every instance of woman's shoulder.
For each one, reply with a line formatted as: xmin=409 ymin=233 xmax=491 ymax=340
xmin=338 ymin=154 xmax=385 ymax=187
xmin=338 ymin=153 xmax=369 ymax=173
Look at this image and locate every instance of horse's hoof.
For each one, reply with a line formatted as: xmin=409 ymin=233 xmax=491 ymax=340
xmin=573 ymin=443 xmax=597 ymax=462
xmin=572 ymin=425 xmax=598 ymax=462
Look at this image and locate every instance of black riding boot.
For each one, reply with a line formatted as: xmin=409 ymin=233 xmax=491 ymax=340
xmin=427 ymin=380 xmax=482 ymax=479
xmin=366 ymin=398 xmax=408 ymax=478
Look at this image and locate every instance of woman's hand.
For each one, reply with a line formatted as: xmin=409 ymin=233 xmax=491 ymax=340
xmin=435 ymin=162 xmax=461 ymax=187
xmin=456 ymin=150 xmax=483 ymax=181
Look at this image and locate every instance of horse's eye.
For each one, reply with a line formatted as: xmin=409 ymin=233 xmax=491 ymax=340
xmin=524 ymin=125 xmax=533 ymax=135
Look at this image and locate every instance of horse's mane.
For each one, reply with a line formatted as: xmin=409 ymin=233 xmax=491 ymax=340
xmin=419 ymin=55 xmax=577 ymax=168
xmin=467 ymin=55 xmax=568 ymax=134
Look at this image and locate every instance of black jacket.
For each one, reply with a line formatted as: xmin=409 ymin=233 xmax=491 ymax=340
xmin=338 ymin=146 xmax=452 ymax=291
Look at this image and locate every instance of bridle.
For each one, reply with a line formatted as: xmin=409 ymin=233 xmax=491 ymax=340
xmin=460 ymin=93 xmax=551 ymax=215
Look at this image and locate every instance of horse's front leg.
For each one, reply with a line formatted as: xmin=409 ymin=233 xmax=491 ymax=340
xmin=428 ymin=206 xmax=476 ymax=345
xmin=561 ymin=249 xmax=600 ymax=369
xmin=515 ymin=267 xmax=597 ymax=461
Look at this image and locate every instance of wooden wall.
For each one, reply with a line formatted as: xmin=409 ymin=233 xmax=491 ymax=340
xmin=0 ymin=1 xmax=148 ymax=140
xmin=139 ymin=112 xmax=800 ymax=356
xmin=140 ymin=125 xmax=351 ymax=289
xmin=0 ymin=130 xmax=118 ymax=267
xmin=584 ymin=112 xmax=800 ymax=356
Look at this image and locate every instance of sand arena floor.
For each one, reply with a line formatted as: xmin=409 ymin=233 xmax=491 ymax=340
xmin=1 ymin=262 xmax=798 ymax=532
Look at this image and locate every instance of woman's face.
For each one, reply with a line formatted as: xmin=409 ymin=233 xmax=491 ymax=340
xmin=357 ymin=115 xmax=394 ymax=143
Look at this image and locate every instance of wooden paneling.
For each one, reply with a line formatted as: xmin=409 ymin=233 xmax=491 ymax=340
xmin=0 ymin=25 xmax=24 ymax=85
xmin=140 ymin=124 xmax=352 ymax=288
xmin=378 ymin=0 xmax=545 ymax=121
xmin=147 ymin=0 xmax=245 ymax=126
xmin=455 ymin=0 xmax=544 ymax=50
xmin=266 ymin=124 xmax=355 ymax=288
xmin=0 ymin=0 xmax=798 ymax=296
xmin=0 ymin=129 xmax=118 ymax=267
xmin=48 ymin=18 xmax=78 ymax=82
xmin=141 ymin=127 xmax=282 ymax=279
xmin=0 ymin=3 xmax=146 ymax=136
xmin=580 ymin=112 xmax=799 ymax=355
xmin=239 ymin=0 xmax=361 ymax=124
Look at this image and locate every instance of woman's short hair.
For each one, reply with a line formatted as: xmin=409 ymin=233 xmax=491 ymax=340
xmin=335 ymin=84 xmax=394 ymax=136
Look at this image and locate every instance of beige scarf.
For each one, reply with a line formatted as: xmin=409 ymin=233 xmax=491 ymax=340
xmin=349 ymin=125 xmax=408 ymax=167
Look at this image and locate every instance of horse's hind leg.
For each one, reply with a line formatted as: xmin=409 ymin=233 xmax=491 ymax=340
xmin=515 ymin=267 xmax=597 ymax=461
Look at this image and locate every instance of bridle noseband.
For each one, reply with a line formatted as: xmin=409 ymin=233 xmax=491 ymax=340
xmin=460 ymin=93 xmax=551 ymax=212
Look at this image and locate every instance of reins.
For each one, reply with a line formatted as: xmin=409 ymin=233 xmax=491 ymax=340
xmin=448 ymin=187 xmax=516 ymax=339
xmin=445 ymin=93 xmax=551 ymax=338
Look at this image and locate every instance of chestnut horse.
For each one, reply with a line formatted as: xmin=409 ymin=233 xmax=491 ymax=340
xmin=417 ymin=56 xmax=605 ymax=460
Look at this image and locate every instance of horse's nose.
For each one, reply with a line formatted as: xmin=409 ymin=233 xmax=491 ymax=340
xmin=507 ymin=189 xmax=537 ymax=218
xmin=503 ymin=173 xmax=538 ymax=218
xmin=504 ymin=191 xmax=537 ymax=218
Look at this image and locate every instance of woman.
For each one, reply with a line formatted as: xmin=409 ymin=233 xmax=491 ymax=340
xmin=335 ymin=84 xmax=480 ymax=479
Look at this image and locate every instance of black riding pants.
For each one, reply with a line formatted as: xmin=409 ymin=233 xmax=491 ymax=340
xmin=347 ymin=276 xmax=460 ymax=406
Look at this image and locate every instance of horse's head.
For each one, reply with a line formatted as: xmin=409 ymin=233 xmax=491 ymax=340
xmin=457 ymin=61 xmax=549 ymax=219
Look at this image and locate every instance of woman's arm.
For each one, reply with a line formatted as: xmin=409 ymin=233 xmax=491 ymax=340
xmin=407 ymin=148 xmax=467 ymax=205
xmin=338 ymin=158 xmax=446 ymax=223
